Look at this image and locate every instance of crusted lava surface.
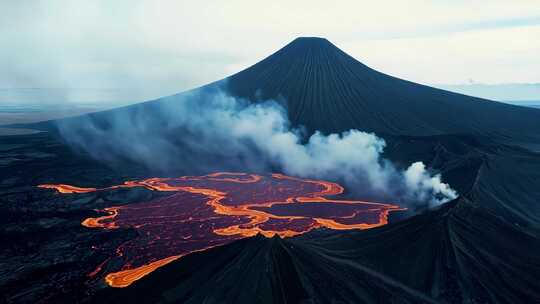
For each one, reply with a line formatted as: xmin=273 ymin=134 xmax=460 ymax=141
xmin=39 ymin=172 xmax=402 ymax=288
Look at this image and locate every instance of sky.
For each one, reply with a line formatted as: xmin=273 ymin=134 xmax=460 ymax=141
xmin=1 ymin=1 xmax=539 ymax=103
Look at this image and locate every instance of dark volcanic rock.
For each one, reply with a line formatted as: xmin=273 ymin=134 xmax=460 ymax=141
xmin=2 ymin=37 xmax=540 ymax=303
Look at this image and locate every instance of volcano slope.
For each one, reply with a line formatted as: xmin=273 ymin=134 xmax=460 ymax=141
xmin=26 ymin=37 xmax=540 ymax=147
xmin=2 ymin=37 xmax=540 ymax=303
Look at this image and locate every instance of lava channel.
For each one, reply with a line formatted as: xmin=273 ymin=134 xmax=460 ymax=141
xmin=39 ymin=172 xmax=404 ymax=288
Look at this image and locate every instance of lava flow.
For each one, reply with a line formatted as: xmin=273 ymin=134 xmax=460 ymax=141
xmin=39 ymin=172 xmax=404 ymax=288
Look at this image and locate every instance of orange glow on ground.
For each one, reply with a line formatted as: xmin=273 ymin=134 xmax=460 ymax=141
xmin=39 ymin=172 xmax=404 ymax=288
xmin=104 ymin=255 xmax=181 ymax=288
xmin=38 ymin=184 xmax=97 ymax=193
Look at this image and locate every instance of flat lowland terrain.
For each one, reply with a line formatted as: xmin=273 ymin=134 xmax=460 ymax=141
xmin=0 ymin=105 xmax=104 ymax=135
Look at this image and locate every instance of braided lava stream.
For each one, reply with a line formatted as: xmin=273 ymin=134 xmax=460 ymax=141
xmin=39 ymin=172 xmax=404 ymax=288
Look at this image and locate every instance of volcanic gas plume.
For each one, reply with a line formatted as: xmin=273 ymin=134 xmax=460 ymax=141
xmin=39 ymin=172 xmax=403 ymax=288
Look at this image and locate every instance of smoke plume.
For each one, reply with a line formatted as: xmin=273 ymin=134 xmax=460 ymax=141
xmin=57 ymin=86 xmax=457 ymax=206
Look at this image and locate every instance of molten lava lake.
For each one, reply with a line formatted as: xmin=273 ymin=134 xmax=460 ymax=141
xmin=39 ymin=172 xmax=404 ymax=288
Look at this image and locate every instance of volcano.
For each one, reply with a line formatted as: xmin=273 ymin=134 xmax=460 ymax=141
xmin=2 ymin=37 xmax=540 ymax=303
xmin=27 ymin=37 xmax=540 ymax=146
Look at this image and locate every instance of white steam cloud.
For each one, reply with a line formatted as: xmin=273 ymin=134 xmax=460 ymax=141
xmin=57 ymin=87 xmax=457 ymax=206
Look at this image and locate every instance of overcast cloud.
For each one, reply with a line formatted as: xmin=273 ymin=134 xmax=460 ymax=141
xmin=1 ymin=1 xmax=539 ymax=103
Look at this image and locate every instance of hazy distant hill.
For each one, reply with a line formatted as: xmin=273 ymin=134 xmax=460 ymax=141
xmin=508 ymin=101 xmax=540 ymax=109
xmin=436 ymin=83 xmax=540 ymax=102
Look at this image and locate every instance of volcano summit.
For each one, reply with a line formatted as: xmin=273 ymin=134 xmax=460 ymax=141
xmin=1 ymin=37 xmax=540 ymax=304
xmin=227 ymin=37 xmax=540 ymax=141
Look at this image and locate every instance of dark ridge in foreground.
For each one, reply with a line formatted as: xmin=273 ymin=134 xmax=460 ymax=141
xmin=93 ymin=233 xmax=437 ymax=304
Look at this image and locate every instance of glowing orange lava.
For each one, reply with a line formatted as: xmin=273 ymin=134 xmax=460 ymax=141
xmin=39 ymin=172 xmax=404 ymax=288
xmin=38 ymin=184 xmax=97 ymax=193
